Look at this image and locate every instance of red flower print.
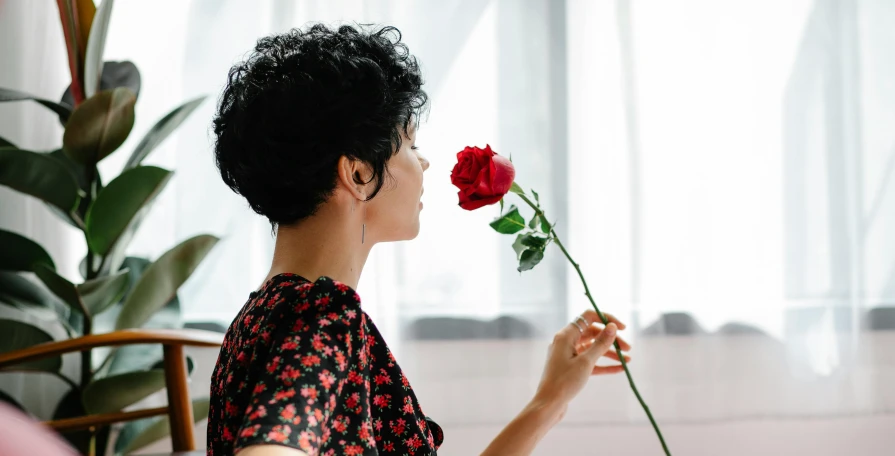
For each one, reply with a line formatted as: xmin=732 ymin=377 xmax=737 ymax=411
xmin=319 ymin=370 xmax=336 ymax=390
xmin=225 ymin=400 xmax=239 ymax=415
xmin=390 ymin=418 xmax=406 ymax=435
xmin=273 ymin=389 xmax=296 ymax=402
xmin=316 ymin=296 xmax=331 ymax=306
xmin=335 ymin=282 xmax=350 ymax=292
xmin=297 ymin=430 xmax=315 ymax=451
xmin=266 ymin=356 xmax=281 ymax=374
xmin=346 ymin=369 xmax=362 ymax=385
xmin=236 ymin=351 xmax=248 ymax=365
xmin=383 ymin=442 xmax=395 ymax=451
xmin=402 ymin=397 xmax=415 ymax=415
xmin=301 ymin=354 xmax=321 ymax=367
xmin=312 ymin=334 xmax=325 ymax=351
xmin=344 ymin=445 xmax=365 ymax=455
xmin=359 ymin=420 xmax=372 ymax=442
xmin=332 ymin=415 xmax=349 ymax=433
xmin=280 ymin=338 xmax=299 ymax=351
xmin=253 ymin=383 xmax=266 ymax=395
xmin=374 ymin=369 xmax=391 ymax=386
xmin=300 ymin=386 xmax=319 ymax=401
xmin=248 ymin=405 xmax=267 ymax=420
xmin=372 ymin=394 xmax=391 ymax=409
xmin=239 ymin=424 xmax=261 ymax=438
xmin=279 ymin=365 xmax=301 ymax=383
xmin=280 ymin=404 xmax=297 ymax=422
xmin=266 ymin=424 xmax=291 ymax=443
xmin=345 ymin=392 xmax=360 ymax=412
xmin=405 ymin=434 xmax=423 ymax=451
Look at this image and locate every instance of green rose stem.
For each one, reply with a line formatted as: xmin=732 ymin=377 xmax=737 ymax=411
xmin=514 ymin=189 xmax=671 ymax=456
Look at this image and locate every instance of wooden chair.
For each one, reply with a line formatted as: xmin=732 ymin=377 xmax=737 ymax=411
xmin=0 ymin=329 xmax=223 ymax=455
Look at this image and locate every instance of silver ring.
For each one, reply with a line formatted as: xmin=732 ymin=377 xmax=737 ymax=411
xmin=571 ymin=316 xmax=587 ymax=334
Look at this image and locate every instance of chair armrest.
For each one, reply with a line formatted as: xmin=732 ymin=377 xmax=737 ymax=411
xmin=0 ymin=328 xmax=224 ymax=369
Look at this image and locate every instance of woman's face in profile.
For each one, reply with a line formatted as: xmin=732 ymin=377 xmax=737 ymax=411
xmin=366 ymin=123 xmax=429 ymax=243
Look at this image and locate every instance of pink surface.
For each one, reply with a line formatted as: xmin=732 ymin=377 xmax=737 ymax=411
xmin=0 ymin=403 xmax=77 ymax=456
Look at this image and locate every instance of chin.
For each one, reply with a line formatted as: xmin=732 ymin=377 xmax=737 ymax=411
xmin=404 ymin=221 xmax=421 ymax=241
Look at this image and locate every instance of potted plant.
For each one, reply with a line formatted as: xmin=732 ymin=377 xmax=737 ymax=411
xmin=0 ymin=1 xmax=216 ymax=454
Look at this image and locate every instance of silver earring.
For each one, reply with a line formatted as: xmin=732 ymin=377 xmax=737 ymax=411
xmin=362 ymin=223 xmax=366 ymax=244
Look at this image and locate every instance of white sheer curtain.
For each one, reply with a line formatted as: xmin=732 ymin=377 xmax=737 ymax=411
xmin=3 ymin=0 xmax=895 ymax=454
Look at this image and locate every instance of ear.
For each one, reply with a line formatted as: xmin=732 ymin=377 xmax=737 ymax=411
xmin=336 ymin=156 xmax=373 ymax=201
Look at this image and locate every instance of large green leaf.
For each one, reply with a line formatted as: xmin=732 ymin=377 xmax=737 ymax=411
xmin=0 ymin=87 xmax=73 ymax=122
xmin=520 ymin=233 xmax=550 ymax=251
xmin=0 ymin=147 xmax=82 ymax=216
xmin=115 ymin=397 xmax=210 ymax=455
xmin=62 ymin=87 xmax=136 ymax=165
xmin=47 ymin=149 xmax=102 ymax=228
xmin=518 ymin=249 xmax=545 ymax=272
xmin=0 ymin=272 xmax=63 ymax=319
xmin=33 ymin=264 xmax=85 ymax=315
xmin=78 ymin=268 xmax=129 ymax=316
xmin=124 ymin=95 xmax=207 ymax=170
xmin=489 ymin=205 xmax=526 ymax=235
xmin=62 ymin=61 xmax=140 ymax=114
xmin=0 ymin=135 xmax=15 ymax=148
xmin=102 ymin=257 xmax=184 ymax=377
xmin=85 ymin=166 xmax=172 ymax=255
xmin=82 ymin=0 xmax=115 ymax=99
xmin=0 ymin=389 xmax=25 ymax=412
xmin=115 ymin=235 xmax=218 ymax=330
xmin=82 ymin=369 xmax=166 ymax=414
xmin=0 ymin=229 xmax=55 ymax=272
xmin=0 ymin=318 xmax=59 ymax=372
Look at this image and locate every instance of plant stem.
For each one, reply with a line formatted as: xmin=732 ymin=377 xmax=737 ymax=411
xmin=516 ymin=193 xmax=671 ymax=456
xmin=52 ymin=371 xmax=80 ymax=392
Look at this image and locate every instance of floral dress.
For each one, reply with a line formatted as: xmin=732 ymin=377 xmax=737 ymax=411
xmin=208 ymin=274 xmax=443 ymax=455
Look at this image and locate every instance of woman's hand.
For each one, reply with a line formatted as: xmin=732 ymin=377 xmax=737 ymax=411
xmin=480 ymin=310 xmax=632 ymax=456
xmin=533 ymin=309 xmax=632 ymax=420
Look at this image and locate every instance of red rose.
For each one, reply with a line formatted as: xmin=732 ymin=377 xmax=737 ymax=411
xmin=451 ymin=144 xmax=516 ymax=210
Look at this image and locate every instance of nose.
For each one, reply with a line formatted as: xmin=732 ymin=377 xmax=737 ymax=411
xmin=419 ymin=154 xmax=430 ymax=172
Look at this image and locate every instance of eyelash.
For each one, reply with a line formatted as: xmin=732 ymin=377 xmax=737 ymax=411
xmin=411 ymin=146 xmax=419 ymax=151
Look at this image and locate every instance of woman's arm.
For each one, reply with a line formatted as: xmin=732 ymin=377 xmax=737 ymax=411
xmin=480 ymin=395 xmax=566 ymax=456
xmin=481 ymin=310 xmax=630 ymax=455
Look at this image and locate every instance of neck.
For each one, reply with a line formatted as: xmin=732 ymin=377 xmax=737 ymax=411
xmin=264 ymin=201 xmax=371 ymax=290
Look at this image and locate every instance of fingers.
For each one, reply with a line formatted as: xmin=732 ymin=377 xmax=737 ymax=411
xmin=553 ymin=322 xmax=583 ymax=357
xmin=592 ymin=365 xmax=626 ymax=375
xmin=581 ymin=323 xmax=632 ymax=352
xmin=602 ymin=350 xmax=631 ymax=364
xmin=556 ymin=309 xmax=629 ymax=358
xmin=582 ymin=322 xmax=618 ymax=364
xmin=579 ymin=309 xmax=626 ymax=330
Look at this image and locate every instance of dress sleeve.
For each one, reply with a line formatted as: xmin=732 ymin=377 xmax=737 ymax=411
xmin=234 ymin=277 xmax=378 ymax=455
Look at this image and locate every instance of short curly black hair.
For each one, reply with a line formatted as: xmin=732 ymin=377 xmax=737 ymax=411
xmin=212 ymin=24 xmax=427 ymax=229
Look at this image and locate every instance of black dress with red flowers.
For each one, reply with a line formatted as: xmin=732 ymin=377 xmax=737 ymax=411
xmin=207 ymin=274 xmax=443 ymax=455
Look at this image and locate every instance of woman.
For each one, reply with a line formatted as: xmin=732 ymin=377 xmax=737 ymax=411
xmin=208 ymin=24 xmax=631 ymax=456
